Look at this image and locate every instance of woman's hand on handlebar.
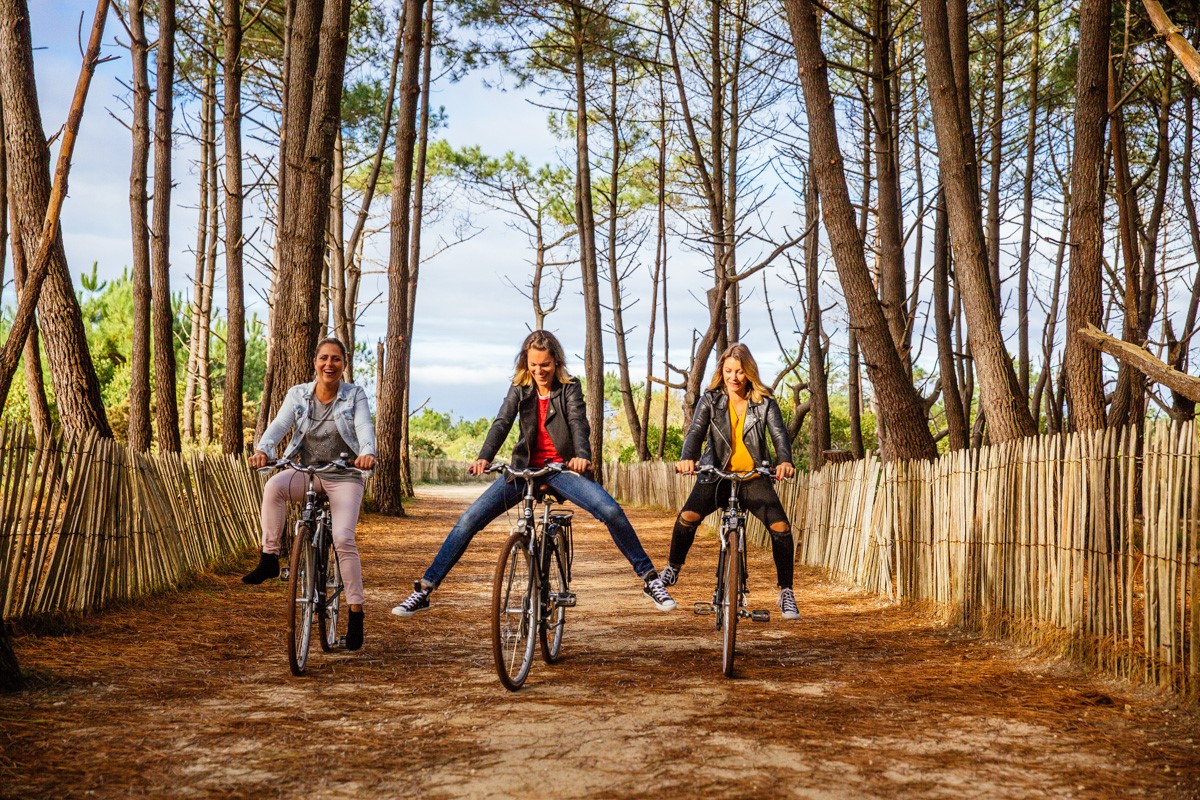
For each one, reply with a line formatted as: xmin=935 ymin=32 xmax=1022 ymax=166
xmin=676 ymin=460 xmax=697 ymax=475
xmin=468 ymin=458 xmax=490 ymax=476
xmin=566 ymin=457 xmax=590 ymax=474
xmin=775 ymin=462 xmax=795 ymax=481
xmin=355 ymin=454 xmax=376 ymax=470
xmin=248 ymin=450 xmax=269 ymax=469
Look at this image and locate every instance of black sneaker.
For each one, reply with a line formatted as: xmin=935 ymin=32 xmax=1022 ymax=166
xmin=659 ymin=564 xmax=680 ymax=587
xmin=241 ymin=552 xmax=279 ymax=584
xmin=391 ymin=582 xmax=431 ymax=618
xmin=779 ymin=588 xmax=800 ymax=620
xmin=346 ymin=609 xmax=364 ymax=650
xmin=643 ymin=574 xmax=677 ymax=611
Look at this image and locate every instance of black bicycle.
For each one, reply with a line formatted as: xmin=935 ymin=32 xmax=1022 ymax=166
xmin=689 ymin=464 xmax=775 ymax=677
xmin=488 ymin=462 xmax=576 ymax=691
xmin=260 ymin=457 xmax=362 ymax=676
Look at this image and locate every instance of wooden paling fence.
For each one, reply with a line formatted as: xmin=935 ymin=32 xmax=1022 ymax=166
xmin=606 ymin=422 xmax=1198 ymax=698
xmin=0 ymin=424 xmax=262 ymax=621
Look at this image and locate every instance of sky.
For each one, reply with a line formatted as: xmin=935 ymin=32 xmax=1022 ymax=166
xmin=13 ymin=2 xmax=822 ymax=423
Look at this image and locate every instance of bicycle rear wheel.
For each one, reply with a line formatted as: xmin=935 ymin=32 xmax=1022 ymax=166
xmin=318 ymin=525 xmax=344 ymax=652
xmin=721 ymin=525 xmax=741 ymax=678
xmin=492 ymin=529 xmax=537 ymax=690
xmin=539 ymin=529 xmax=569 ymax=664
xmin=287 ymin=524 xmax=317 ymax=676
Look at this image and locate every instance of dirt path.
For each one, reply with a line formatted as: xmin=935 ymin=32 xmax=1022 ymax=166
xmin=2 ymin=485 xmax=1198 ymax=799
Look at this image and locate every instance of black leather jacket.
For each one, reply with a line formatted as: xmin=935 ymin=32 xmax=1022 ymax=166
xmin=681 ymin=389 xmax=792 ymax=482
xmin=478 ymin=379 xmax=591 ymax=472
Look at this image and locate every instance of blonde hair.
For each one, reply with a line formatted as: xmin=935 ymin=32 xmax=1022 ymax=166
xmin=708 ymin=343 xmax=772 ymax=402
xmin=512 ymin=330 xmax=575 ymax=386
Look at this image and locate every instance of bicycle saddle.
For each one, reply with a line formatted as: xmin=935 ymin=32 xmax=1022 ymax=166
xmin=534 ymin=484 xmax=566 ymax=505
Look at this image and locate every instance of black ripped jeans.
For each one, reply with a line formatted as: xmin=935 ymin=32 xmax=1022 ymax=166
xmin=668 ymin=477 xmax=794 ymax=589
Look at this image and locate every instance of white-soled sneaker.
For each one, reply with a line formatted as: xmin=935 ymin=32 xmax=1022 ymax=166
xmin=391 ymin=581 xmax=431 ymax=618
xmin=643 ymin=575 xmax=677 ymax=611
xmin=659 ymin=564 xmax=680 ymax=587
xmin=778 ymin=587 xmax=800 ymax=620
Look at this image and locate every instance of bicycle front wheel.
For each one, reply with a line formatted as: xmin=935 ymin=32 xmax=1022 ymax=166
xmin=492 ymin=529 xmax=537 ymax=691
xmin=539 ymin=532 xmax=569 ymax=664
xmin=287 ymin=525 xmax=317 ymax=676
xmin=318 ymin=528 xmax=344 ymax=652
xmin=721 ymin=525 xmax=741 ymax=678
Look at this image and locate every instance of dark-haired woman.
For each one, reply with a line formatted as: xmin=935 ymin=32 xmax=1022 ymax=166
xmin=664 ymin=343 xmax=800 ymax=620
xmin=242 ymin=338 xmax=376 ymax=649
xmin=392 ymin=330 xmax=676 ymax=616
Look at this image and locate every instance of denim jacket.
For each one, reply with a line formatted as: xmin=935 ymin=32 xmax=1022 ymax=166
xmin=256 ymin=381 xmax=376 ymax=461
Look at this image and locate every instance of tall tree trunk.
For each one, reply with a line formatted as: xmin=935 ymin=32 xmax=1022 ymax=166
xmin=872 ymin=0 xmax=907 ymax=367
xmin=183 ymin=59 xmax=212 ymax=443
xmin=222 ymin=0 xmax=246 ymax=455
xmin=1063 ymin=0 xmax=1110 ymax=431
xmin=1171 ymin=88 xmax=1200 ymax=416
xmin=375 ymin=0 xmax=425 ymax=516
xmin=199 ymin=68 xmax=219 ymax=444
xmin=784 ymin=0 xmax=936 ymax=461
xmin=1016 ymin=0 xmax=1040 ymax=403
xmin=804 ymin=171 xmax=830 ymax=468
xmin=399 ymin=0 xmax=436 ymax=498
xmin=1032 ymin=195 xmax=1071 ymax=430
xmin=127 ymin=0 xmax=153 ymax=449
xmin=572 ymin=4 xmax=605 ymax=479
xmin=7 ymin=197 xmax=51 ymax=441
xmin=0 ymin=0 xmax=111 ymax=436
xmin=934 ymin=190 xmax=968 ymax=449
xmin=151 ymin=0 xmax=181 ymax=452
xmin=985 ymin=0 xmax=1006 ymax=317
xmin=921 ymin=0 xmax=1035 ymax=443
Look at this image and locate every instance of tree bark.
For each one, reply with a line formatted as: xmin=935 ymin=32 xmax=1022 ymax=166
xmin=1080 ymin=325 xmax=1200 ymax=404
xmin=260 ymin=0 xmax=352 ymax=422
xmin=920 ymin=0 xmax=1035 ymax=444
xmin=7 ymin=196 xmax=51 ymax=441
xmin=984 ymin=0 xmax=1006 ymax=317
xmin=1141 ymin=0 xmax=1200 ymax=87
xmin=150 ymin=0 xmax=181 ymax=452
xmin=183 ymin=55 xmax=212 ymax=443
xmin=127 ymin=0 xmax=153 ymax=449
xmin=221 ymin=0 xmax=246 ymax=455
xmin=1016 ymin=0 xmax=1040 ymax=403
xmin=933 ymin=190 xmax=968 ymax=449
xmin=871 ymin=0 xmax=907 ymax=367
xmin=1063 ymin=0 xmax=1110 ymax=431
xmin=784 ymin=0 xmax=936 ymax=461
xmin=804 ymin=171 xmax=830 ymax=468
xmin=0 ymin=0 xmax=111 ymax=436
xmin=374 ymin=0 xmax=425 ymax=516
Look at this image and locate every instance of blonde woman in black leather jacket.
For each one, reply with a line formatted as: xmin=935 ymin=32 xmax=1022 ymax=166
xmin=665 ymin=343 xmax=800 ymax=620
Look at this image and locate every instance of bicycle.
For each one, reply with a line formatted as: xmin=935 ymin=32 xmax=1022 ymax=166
xmin=259 ymin=456 xmax=363 ymax=676
xmin=687 ymin=464 xmax=776 ymax=677
xmin=488 ymin=462 xmax=576 ymax=691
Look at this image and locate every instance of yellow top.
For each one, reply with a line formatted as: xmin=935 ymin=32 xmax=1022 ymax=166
xmin=728 ymin=401 xmax=755 ymax=472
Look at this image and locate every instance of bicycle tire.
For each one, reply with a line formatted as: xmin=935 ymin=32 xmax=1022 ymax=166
xmin=721 ymin=524 xmax=740 ymax=678
xmin=287 ymin=524 xmax=317 ymax=676
xmin=492 ymin=529 xmax=537 ymax=691
xmin=318 ymin=523 xmax=344 ymax=652
xmin=539 ymin=527 xmax=569 ymax=664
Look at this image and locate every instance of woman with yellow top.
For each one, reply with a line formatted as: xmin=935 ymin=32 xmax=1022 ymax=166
xmin=665 ymin=343 xmax=800 ymax=619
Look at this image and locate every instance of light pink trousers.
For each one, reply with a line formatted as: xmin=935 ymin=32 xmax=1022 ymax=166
xmin=260 ymin=470 xmax=365 ymax=605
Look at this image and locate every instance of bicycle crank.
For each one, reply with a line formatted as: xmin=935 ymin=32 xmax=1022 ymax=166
xmin=550 ymin=591 xmax=577 ymax=608
xmin=740 ymin=609 xmax=770 ymax=622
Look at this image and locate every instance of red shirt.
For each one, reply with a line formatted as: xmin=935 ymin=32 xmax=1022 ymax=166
xmin=528 ymin=395 xmax=561 ymax=467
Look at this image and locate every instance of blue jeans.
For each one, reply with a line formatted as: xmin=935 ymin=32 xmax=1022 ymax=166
xmin=422 ymin=471 xmax=655 ymax=587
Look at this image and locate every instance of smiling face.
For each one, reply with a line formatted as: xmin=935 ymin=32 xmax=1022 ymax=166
xmin=526 ymin=346 xmax=556 ymax=392
xmin=722 ymin=357 xmax=748 ymax=399
xmin=313 ymin=343 xmax=346 ymax=386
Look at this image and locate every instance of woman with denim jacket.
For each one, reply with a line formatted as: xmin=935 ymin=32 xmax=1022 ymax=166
xmin=242 ymin=337 xmax=376 ymax=649
xmin=391 ymin=329 xmax=676 ymax=617
xmin=664 ymin=343 xmax=800 ymax=620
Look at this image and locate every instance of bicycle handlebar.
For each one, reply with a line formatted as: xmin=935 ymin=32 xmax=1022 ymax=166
xmin=257 ymin=457 xmax=364 ymax=476
xmin=484 ymin=461 xmax=566 ymax=481
xmin=691 ymin=464 xmax=779 ymax=482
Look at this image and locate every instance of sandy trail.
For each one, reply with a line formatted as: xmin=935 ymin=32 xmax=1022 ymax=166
xmin=1 ymin=483 xmax=1198 ymax=799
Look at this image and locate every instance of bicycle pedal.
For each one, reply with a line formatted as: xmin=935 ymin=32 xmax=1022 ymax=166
xmin=552 ymin=591 xmax=577 ymax=608
xmin=337 ymin=636 xmax=347 ymax=648
xmin=279 ymin=568 xmax=290 ymax=581
xmin=693 ymin=601 xmax=716 ymax=616
xmin=749 ymin=610 xmax=770 ymax=622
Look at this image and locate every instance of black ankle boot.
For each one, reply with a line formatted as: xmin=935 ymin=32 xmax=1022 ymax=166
xmin=242 ymin=552 xmax=280 ymax=584
xmin=346 ymin=609 xmax=364 ymax=650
